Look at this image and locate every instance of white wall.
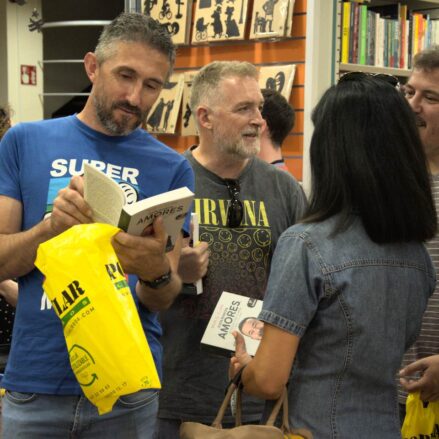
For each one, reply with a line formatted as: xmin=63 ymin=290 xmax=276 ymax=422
xmin=0 ymin=1 xmax=8 ymax=108
xmin=5 ymin=0 xmax=43 ymax=123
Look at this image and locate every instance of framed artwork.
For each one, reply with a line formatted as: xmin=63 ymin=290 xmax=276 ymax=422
xmin=142 ymin=0 xmax=193 ymax=45
xmin=181 ymin=71 xmax=199 ymax=137
xmin=249 ymin=0 xmax=294 ymax=40
xmin=146 ymin=73 xmax=185 ymax=134
xmin=258 ymin=64 xmax=296 ymax=100
xmin=284 ymin=0 xmax=295 ymax=37
xmin=192 ymin=0 xmax=248 ymax=44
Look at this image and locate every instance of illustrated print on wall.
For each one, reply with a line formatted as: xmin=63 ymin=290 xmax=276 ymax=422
xmin=192 ymin=0 xmax=248 ymax=44
xmin=146 ymin=73 xmax=184 ymax=134
xmin=142 ymin=0 xmax=193 ymax=45
xmin=249 ymin=0 xmax=294 ymax=39
xmin=284 ymin=0 xmax=296 ymax=37
xmin=181 ymin=71 xmax=199 ymax=136
xmin=258 ymin=64 xmax=296 ymax=100
xmin=143 ymin=0 xmax=158 ymax=15
xmin=266 ymin=72 xmax=285 ymax=92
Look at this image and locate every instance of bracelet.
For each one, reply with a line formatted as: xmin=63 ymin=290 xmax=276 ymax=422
xmin=138 ymin=269 xmax=172 ymax=289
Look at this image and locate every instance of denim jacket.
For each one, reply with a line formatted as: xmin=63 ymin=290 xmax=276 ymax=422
xmin=260 ymin=215 xmax=435 ymax=438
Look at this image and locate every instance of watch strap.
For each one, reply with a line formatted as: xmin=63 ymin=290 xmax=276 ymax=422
xmin=139 ymin=269 xmax=172 ymax=289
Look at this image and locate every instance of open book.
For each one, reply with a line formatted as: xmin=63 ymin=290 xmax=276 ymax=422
xmin=201 ymin=291 xmax=263 ymax=357
xmin=83 ymin=163 xmax=194 ymax=251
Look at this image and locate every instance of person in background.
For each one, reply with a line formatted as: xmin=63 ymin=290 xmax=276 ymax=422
xmin=0 ymin=105 xmax=11 ymax=140
xmin=258 ymin=88 xmax=294 ymax=172
xmin=0 ymin=13 xmax=194 ymax=438
xmin=156 ymin=60 xmax=307 ymax=438
xmin=0 ymin=104 xmax=16 ymax=436
xmin=230 ymin=73 xmax=437 ymax=438
xmin=399 ymin=46 xmax=439 ymax=411
xmin=0 ymin=104 xmax=17 ymax=306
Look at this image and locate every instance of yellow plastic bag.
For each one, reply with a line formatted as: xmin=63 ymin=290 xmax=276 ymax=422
xmin=402 ymin=392 xmax=439 ymax=438
xmin=35 ymin=223 xmax=161 ymax=415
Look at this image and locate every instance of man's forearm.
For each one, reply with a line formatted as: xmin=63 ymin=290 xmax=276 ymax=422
xmin=0 ymin=219 xmax=55 ymax=281
xmin=135 ymin=271 xmax=182 ymax=312
xmin=0 ymin=280 xmax=18 ymax=306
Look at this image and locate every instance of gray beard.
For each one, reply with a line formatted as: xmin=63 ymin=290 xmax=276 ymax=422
xmin=218 ymin=140 xmax=260 ymax=159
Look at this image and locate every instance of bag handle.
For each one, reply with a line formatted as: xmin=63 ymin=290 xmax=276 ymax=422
xmin=211 ymin=367 xmax=288 ymax=430
xmin=211 ymin=378 xmax=239 ymax=428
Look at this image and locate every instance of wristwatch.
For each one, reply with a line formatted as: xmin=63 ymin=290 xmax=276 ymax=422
xmin=139 ymin=269 xmax=172 ymax=289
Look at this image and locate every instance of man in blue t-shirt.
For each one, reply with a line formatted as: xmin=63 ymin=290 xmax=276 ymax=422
xmin=0 ymin=13 xmax=193 ymax=438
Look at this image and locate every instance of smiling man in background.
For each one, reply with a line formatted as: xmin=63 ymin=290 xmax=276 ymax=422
xmin=157 ymin=60 xmax=307 ymax=438
xmin=399 ymin=46 xmax=439 ymax=419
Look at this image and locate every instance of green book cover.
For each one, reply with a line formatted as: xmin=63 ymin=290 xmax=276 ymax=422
xmin=359 ymin=5 xmax=368 ymax=65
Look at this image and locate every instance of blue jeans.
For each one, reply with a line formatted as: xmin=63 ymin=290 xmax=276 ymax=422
xmin=2 ymin=389 xmax=158 ymax=438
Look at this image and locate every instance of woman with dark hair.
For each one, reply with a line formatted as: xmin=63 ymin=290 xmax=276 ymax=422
xmin=230 ymin=74 xmax=437 ymax=438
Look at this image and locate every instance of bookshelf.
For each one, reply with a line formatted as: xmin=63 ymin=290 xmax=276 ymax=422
xmin=339 ymin=62 xmax=412 ymax=75
xmin=336 ymin=0 xmax=439 ymax=81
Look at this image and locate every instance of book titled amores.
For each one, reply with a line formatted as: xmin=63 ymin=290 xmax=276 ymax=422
xmin=83 ymin=163 xmax=194 ymax=251
xmin=201 ymin=291 xmax=263 ymax=357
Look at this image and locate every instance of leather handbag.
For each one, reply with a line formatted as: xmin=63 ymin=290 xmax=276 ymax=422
xmin=179 ymin=378 xmax=313 ymax=439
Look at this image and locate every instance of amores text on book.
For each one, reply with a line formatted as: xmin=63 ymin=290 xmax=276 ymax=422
xmin=83 ymin=163 xmax=194 ymax=251
xmin=201 ymin=291 xmax=263 ymax=357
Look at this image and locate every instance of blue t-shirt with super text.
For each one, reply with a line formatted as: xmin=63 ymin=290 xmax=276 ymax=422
xmin=0 ymin=115 xmax=194 ymax=394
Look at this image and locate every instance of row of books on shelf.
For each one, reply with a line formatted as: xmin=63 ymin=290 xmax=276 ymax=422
xmin=341 ymin=1 xmax=439 ymax=70
xmin=142 ymin=0 xmax=296 ymax=45
xmin=145 ymin=63 xmax=296 ymax=136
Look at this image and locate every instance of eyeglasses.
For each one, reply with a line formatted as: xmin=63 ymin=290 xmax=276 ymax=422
xmin=224 ymin=179 xmax=243 ymax=228
xmin=339 ymin=71 xmax=400 ymax=89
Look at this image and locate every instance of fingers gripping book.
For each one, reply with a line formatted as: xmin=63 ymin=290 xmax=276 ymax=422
xmin=83 ymin=163 xmax=194 ymax=251
xmin=201 ymin=291 xmax=263 ymax=357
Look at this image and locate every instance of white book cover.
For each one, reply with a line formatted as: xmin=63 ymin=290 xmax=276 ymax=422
xmin=249 ymin=0 xmax=290 ymax=40
xmin=83 ymin=163 xmax=194 ymax=251
xmin=146 ymin=73 xmax=184 ymax=134
xmin=142 ymin=0 xmax=193 ymax=45
xmin=201 ymin=291 xmax=263 ymax=357
xmin=258 ymin=64 xmax=296 ymax=100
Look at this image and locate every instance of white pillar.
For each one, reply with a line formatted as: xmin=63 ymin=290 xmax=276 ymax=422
xmin=3 ymin=0 xmax=43 ymax=123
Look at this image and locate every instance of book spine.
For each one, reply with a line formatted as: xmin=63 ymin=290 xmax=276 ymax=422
xmin=191 ymin=212 xmax=203 ymax=295
xmin=399 ymin=4 xmax=407 ymax=69
xmin=383 ymin=19 xmax=388 ymax=67
xmin=342 ymin=2 xmax=351 ymax=63
xmin=352 ymin=3 xmax=360 ymax=64
xmin=117 ymin=210 xmax=130 ymax=232
xmin=375 ymin=17 xmax=384 ymax=68
xmin=358 ymin=5 xmax=368 ymax=65
xmin=413 ymin=13 xmax=420 ymax=57
xmin=408 ymin=13 xmax=413 ymax=68
xmin=367 ymin=11 xmax=376 ymax=66
xmin=393 ymin=18 xmax=400 ymax=68
xmin=349 ymin=2 xmax=356 ymax=63
xmin=404 ymin=19 xmax=409 ymax=70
